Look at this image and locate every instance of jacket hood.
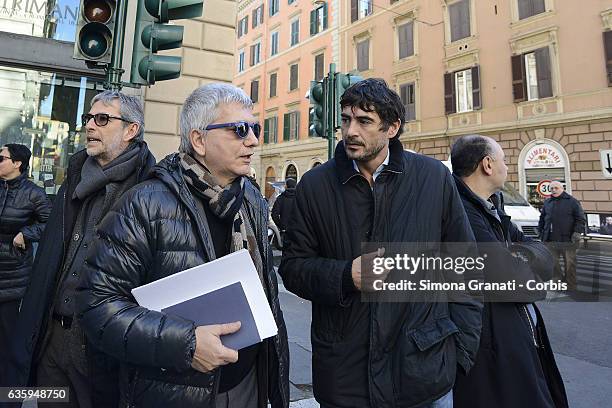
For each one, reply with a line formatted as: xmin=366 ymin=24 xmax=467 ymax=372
xmin=282 ymin=188 xmax=296 ymax=197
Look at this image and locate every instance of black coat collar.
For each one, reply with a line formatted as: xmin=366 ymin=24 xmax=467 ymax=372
xmin=335 ymin=137 xmax=404 ymax=184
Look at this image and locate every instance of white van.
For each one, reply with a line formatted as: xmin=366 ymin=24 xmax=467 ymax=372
xmin=441 ymin=160 xmax=541 ymax=239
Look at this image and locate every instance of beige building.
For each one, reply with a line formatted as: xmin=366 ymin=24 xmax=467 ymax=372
xmin=237 ymin=0 xmax=612 ymax=215
xmin=341 ymin=0 xmax=612 ymax=213
xmin=233 ymin=0 xmax=335 ymax=197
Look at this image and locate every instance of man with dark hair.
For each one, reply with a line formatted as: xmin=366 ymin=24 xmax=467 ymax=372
xmin=538 ymin=181 xmax=585 ymax=290
xmin=271 ymin=178 xmax=297 ymax=241
xmin=280 ymin=78 xmax=482 ymax=408
xmin=451 ymin=134 xmax=568 ymax=408
xmin=0 ymin=144 xmax=51 ymax=378
xmin=6 ymin=91 xmax=156 ymax=408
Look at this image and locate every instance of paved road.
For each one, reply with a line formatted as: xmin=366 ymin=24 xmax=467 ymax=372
xmin=275 ymin=244 xmax=612 ymax=408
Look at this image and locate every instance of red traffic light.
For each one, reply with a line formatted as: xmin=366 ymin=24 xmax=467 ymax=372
xmin=83 ymin=0 xmax=112 ymax=23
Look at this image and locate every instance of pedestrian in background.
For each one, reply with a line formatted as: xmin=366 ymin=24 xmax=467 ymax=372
xmin=271 ymin=177 xmax=296 ymax=245
xmin=5 ymin=91 xmax=155 ymax=408
xmin=280 ymin=78 xmax=482 ymax=408
xmin=0 ymin=143 xmax=51 ymax=380
xmin=538 ymin=181 xmax=585 ymax=290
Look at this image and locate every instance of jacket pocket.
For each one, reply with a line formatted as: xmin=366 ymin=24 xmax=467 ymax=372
xmin=392 ymin=316 xmax=459 ymax=405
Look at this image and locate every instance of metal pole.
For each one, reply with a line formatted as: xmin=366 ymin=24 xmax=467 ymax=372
xmin=105 ymin=0 xmax=129 ymax=90
xmin=327 ymin=62 xmax=336 ymax=160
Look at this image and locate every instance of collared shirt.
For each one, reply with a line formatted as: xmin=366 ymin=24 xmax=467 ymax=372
xmin=477 ymin=195 xmax=501 ymax=223
xmin=352 ymin=149 xmax=390 ymax=185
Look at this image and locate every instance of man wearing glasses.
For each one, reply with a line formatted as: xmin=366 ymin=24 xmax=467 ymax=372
xmin=6 ymin=91 xmax=156 ymax=407
xmin=75 ymin=83 xmax=289 ymax=408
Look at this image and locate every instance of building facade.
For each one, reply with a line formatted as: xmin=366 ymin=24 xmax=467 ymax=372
xmin=233 ymin=0 xmax=335 ymax=197
xmin=0 ymin=0 xmax=236 ymax=196
xmin=339 ymin=0 xmax=612 ymax=213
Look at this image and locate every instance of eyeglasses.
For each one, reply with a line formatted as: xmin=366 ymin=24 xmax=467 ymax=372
xmin=81 ymin=113 xmax=131 ymax=127
xmin=0 ymin=155 xmax=13 ymax=163
xmin=205 ymin=121 xmax=261 ymax=139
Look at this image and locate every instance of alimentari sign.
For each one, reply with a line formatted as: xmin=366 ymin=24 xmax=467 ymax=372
xmin=524 ymin=144 xmax=565 ymax=169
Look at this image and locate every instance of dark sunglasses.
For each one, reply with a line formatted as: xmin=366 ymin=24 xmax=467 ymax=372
xmin=82 ymin=113 xmax=131 ymax=127
xmin=0 ymin=155 xmax=13 ymax=163
xmin=205 ymin=121 xmax=261 ymax=139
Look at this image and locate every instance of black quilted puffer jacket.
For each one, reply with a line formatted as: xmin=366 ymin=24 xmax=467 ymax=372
xmin=76 ymin=154 xmax=289 ymax=408
xmin=0 ymin=172 xmax=51 ymax=302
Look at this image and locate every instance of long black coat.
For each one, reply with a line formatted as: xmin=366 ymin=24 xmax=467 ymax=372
xmin=3 ymin=145 xmax=156 ymax=391
xmin=271 ymin=188 xmax=296 ymax=231
xmin=0 ymin=173 xmax=51 ymax=302
xmin=538 ymin=192 xmax=585 ymax=242
xmin=75 ymin=154 xmax=289 ymax=408
xmin=453 ymin=175 xmax=568 ymax=408
xmin=280 ymin=139 xmax=483 ymax=408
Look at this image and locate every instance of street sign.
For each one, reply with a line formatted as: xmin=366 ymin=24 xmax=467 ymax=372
xmin=536 ymin=179 xmax=553 ymax=198
xmin=600 ymin=150 xmax=612 ymax=179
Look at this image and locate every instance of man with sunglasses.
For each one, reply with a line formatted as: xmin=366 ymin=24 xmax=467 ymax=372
xmin=6 ymin=91 xmax=156 ymax=408
xmin=0 ymin=144 xmax=51 ymax=381
xmin=75 ymin=83 xmax=289 ymax=408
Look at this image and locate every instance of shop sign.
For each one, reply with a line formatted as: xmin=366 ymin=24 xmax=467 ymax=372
xmin=524 ymin=144 xmax=565 ymax=169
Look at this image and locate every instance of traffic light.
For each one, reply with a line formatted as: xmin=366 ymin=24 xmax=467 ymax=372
xmin=334 ymin=73 xmax=363 ymax=128
xmin=309 ymin=80 xmax=326 ymax=138
xmin=131 ymin=0 xmax=204 ymax=85
xmin=73 ymin=1 xmax=117 ymax=64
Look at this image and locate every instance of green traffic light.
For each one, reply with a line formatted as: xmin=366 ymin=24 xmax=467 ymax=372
xmin=79 ymin=24 xmax=110 ymax=59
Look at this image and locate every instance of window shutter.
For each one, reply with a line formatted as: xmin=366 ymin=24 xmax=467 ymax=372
xmin=283 ymin=113 xmax=290 ymax=141
xmin=294 ymin=112 xmax=300 ymax=140
xmin=238 ymin=20 xmax=242 ymax=37
xmin=252 ymin=9 xmax=257 ymax=28
xmin=534 ymin=47 xmax=552 ymax=98
xmin=323 ymin=3 xmax=328 ymax=30
xmin=310 ymin=9 xmax=316 ymax=35
xmin=263 ymin=118 xmax=270 ymax=143
xmin=472 ymin=65 xmax=481 ymax=110
xmin=244 ymin=16 xmax=248 ymax=35
xmin=270 ymin=73 xmax=277 ymax=97
xmin=511 ymin=54 xmax=527 ymax=102
xmin=444 ymin=72 xmax=456 ymax=114
xmin=290 ymin=64 xmax=298 ymax=90
xmin=315 ymin=54 xmax=324 ymax=81
xmin=351 ymin=0 xmax=358 ymax=23
xmin=357 ymin=40 xmax=369 ymax=71
xmin=533 ymin=0 xmax=545 ymax=16
xmin=461 ymin=0 xmax=471 ymax=39
xmin=398 ymin=22 xmax=414 ymax=59
xmin=517 ymin=0 xmax=531 ymax=20
xmin=450 ymin=0 xmax=469 ymax=42
xmin=605 ymin=31 xmax=612 ymax=87
xmin=260 ymin=6 xmax=264 ymax=24
xmin=250 ymin=45 xmax=254 ymax=66
xmin=407 ymin=84 xmax=416 ymax=121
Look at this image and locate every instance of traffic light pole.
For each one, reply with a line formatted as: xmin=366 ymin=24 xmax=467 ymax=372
xmin=326 ymin=63 xmax=336 ymax=160
xmin=103 ymin=0 xmax=129 ymax=90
